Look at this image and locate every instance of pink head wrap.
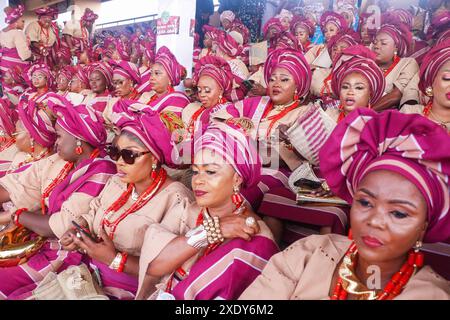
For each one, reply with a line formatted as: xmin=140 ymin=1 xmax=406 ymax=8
xmin=291 ymin=15 xmax=315 ymax=37
xmin=4 ymin=5 xmax=24 ymax=24
xmin=263 ymin=17 xmax=284 ymax=39
xmin=220 ymin=10 xmax=235 ymax=23
xmin=264 ymin=48 xmax=312 ymax=99
xmin=17 ymin=95 xmax=56 ymax=148
xmin=385 ymin=9 xmax=413 ymax=29
xmin=7 ymin=65 xmax=26 ymax=85
xmin=319 ymin=109 xmax=450 ymax=243
xmin=203 ymin=25 xmax=220 ymax=40
xmin=327 ymin=29 xmax=361 ymax=56
xmin=377 ymin=16 xmax=412 ymax=57
xmin=331 ymin=45 xmax=385 ymax=105
xmin=111 ymin=60 xmax=141 ymax=85
xmin=57 ymin=66 xmax=76 ymax=82
xmin=46 ymin=94 xmax=107 ymax=150
xmin=28 ymin=64 xmax=55 ymax=90
xmin=73 ymin=65 xmax=90 ymax=88
xmin=426 ymin=10 xmax=450 ymax=41
xmin=0 ymin=98 xmax=18 ymax=137
xmin=154 ymin=46 xmax=184 ymax=86
xmin=110 ymin=99 xmax=176 ymax=166
xmin=320 ymin=11 xmax=348 ymax=33
xmin=89 ymin=62 xmax=113 ymax=89
xmin=35 ymin=6 xmax=58 ymax=20
xmin=419 ymin=39 xmax=450 ymax=96
xmin=193 ymin=122 xmax=261 ymax=188
xmin=193 ymin=56 xmax=233 ymax=98
xmin=81 ymin=8 xmax=98 ymax=23
xmin=212 ymin=31 xmax=243 ymax=58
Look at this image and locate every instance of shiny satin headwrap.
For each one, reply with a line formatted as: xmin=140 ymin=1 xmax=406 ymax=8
xmin=193 ymin=56 xmax=233 ymax=97
xmin=154 ymin=46 xmax=185 ymax=86
xmin=319 ymin=109 xmax=450 ymax=243
xmin=4 ymin=5 xmax=24 ymax=24
xmin=264 ymin=48 xmax=312 ymax=99
xmin=331 ymin=45 xmax=385 ymax=105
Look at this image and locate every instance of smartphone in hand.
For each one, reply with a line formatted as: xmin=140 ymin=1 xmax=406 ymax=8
xmin=72 ymin=221 xmax=98 ymax=242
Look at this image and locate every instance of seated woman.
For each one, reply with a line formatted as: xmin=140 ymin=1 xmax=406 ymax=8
xmin=291 ymin=15 xmax=315 ymax=53
xmin=20 ymin=64 xmax=54 ymax=110
xmin=136 ymin=47 xmax=154 ymax=94
xmin=82 ymin=62 xmax=114 ymax=112
xmin=137 ymin=122 xmax=278 ymax=300
xmin=262 ymin=17 xmax=299 ymax=52
xmin=181 ymin=56 xmax=233 ymax=142
xmin=0 ymin=99 xmax=18 ymax=176
xmin=198 ymin=25 xmax=215 ymax=60
xmin=327 ymin=45 xmax=386 ymax=122
xmin=212 ymin=48 xmax=313 ymax=215
xmin=56 ymin=66 xmax=75 ymax=96
xmin=304 ymin=11 xmax=347 ymax=65
xmin=401 ymin=39 xmax=450 ymax=133
xmin=310 ymin=29 xmax=361 ymax=110
xmin=53 ymin=101 xmax=194 ymax=300
xmin=371 ymin=16 xmax=419 ymax=111
xmin=69 ymin=65 xmax=91 ymax=96
xmin=258 ymin=46 xmax=386 ymax=241
xmin=1 ymin=66 xmax=27 ymax=107
xmin=0 ymin=97 xmax=116 ymax=299
xmin=141 ymin=46 xmax=190 ymax=116
xmin=240 ymin=109 xmax=450 ymax=300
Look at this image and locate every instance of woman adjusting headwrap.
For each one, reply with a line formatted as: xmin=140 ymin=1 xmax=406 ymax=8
xmin=331 ymin=45 xmax=386 ymax=105
xmin=264 ymin=48 xmax=311 ymax=99
xmin=319 ymin=109 xmax=450 ymax=243
xmin=193 ymin=122 xmax=261 ymax=188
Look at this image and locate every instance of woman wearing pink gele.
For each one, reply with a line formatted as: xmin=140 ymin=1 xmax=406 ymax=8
xmin=401 ymin=39 xmax=450 ymax=133
xmin=240 ymin=109 xmax=450 ymax=300
xmin=62 ymin=8 xmax=98 ymax=59
xmin=0 ymin=65 xmax=27 ymax=107
xmin=0 ymin=100 xmax=19 ymax=176
xmin=304 ymin=11 xmax=348 ymax=65
xmin=263 ymin=17 xmax=299 ymax=52
xmin=371 ymin=15 xmax=419 ymax=111
xmin=0 ymin=97 xmax=116 ymax=299
xmin=290 ymin=15 xmax=315 ymax=53
xmin=0 ymin=5 xmax=32 ymax=88
xmin=142 ymin=46 xmax=190 ymax=116
xmin=79 ymin=62 xmax=114 ymax=113
xmin=25 ymin=6 xmax=60 ymax=68
xmin=137 ymin=122 xmax=278 ymax=300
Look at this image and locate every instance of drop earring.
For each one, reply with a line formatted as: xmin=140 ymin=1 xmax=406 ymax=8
xmin=425 ymin=86 xmax=433 ymax=97
xmin=231 ymin=185 xmax=243 ymax=208
xmin=293 ymin=90 xmax=299 ymax=101
xmin=75 ymin=140 xmax=83 ymax=155
xmin=30 ymin=139 xmax=35 ymax=154
xmin=167 ymin=82 xmax=174 ymax=93
xmin=151 ymin=162 xmax=158 ymax=180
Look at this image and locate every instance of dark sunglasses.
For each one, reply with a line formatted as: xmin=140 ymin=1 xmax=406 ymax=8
xmin=107 ymin=145 xmax=150 ymax=165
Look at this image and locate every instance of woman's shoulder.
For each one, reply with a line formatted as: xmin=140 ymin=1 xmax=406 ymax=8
xmin=400 ymin=104 xmax=424 ymax=115
xmin=398 ymin=265 xmax=450 ymax=300
xmin=283 ymin=234 xmax=351 ymax=260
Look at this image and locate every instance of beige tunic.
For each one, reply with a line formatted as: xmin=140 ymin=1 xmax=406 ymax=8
xmin=76 ymin=175 xmax=194 ymax=256
xmin=0 ymin=29 xmax=31 ymax=60
xmin=247 ymin=67 xmax=266 ymax=88
xmin=304 ymin=44 xmax=325 ymax=65
xmin=239 ymin=234 xmax=450 ymax=300
xmin=310 ymin=67 xmax=332 ymax=97
xmin=385 ymin=57 xmax=419 ymax=104
xmin=62 ymin=20 xmax=89 ymax=39
xmin=137 ymin=201 xmax=274 ymax=298
xmin=0 ymin=154 xmax=109 ymax=239
xmin=25 ymin=21 xmax=58 ymax=47
xmin=0 ymin=143 xmax=19 ymax=164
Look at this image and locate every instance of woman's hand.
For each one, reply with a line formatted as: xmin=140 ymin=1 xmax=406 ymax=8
xmin=0 ymin=211 xmax=12 ymax=225
xmin=59 ymin=228 xmax=80 ymax=251
xmin=248 ymin=83 xmax=266 ymax=97
xmin=219 ymin=211 xmax=261 ymax=241
xmin=309 ymin=188 xmax=334 ymax=198
xmin=72 ymin=227 xmax=117 ymax=265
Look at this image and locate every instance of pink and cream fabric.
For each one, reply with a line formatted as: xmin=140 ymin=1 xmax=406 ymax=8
xmin=378 ymin=15 xmax=412 ymax=57
xmin=263 ymin=17 xmax=284 ymax=39
xmin=34 ymin=6 xmax=58 ymax=20
xmin=193 ymin=56 xmax=233 ymax=97
xmin=220 ymin=10 xmax=235 ymax=23
xmin=110 ymin=60 xmax=141 ymax=85
xmin=73 ymin=65 xmax=90 ymax=88
xmin=319 ymin=11 xmax=348 ymax=33
xmin=17 ymin=94 xmax=56 ymax=148
xmin=426 ymin=10 xmax=450 ymax=41
xmin=319 ymin=109 xmax=450 ymax=243
xmin=264 ymin=48 xmax=312 ymax=99
xmin=331 ymin=45 xmax=385 ymax=105
xmin=4 ymin=5 xmax=24 ymax=24
xmin=81 ymin=8 xmax=98 ymax=22
xmin=57 ymin=66 xmax=75 ymax=82
xmin=28 ymin=64 xmax=55 ymax=89
xmin=46 ymin=93 xmax=107 ymax=150
xmin=213 ymin=31 xmax=243 ymax=58
xmin=89 ymin=61 xmax=113 ymax=88
xmin=193 ymin=122 xmax=261 ymax=188
xmin=290 ymin=15 xmax=315 ymax=37
xmin=326 ymin=29 xmax=361 ymax=56
xmin=0 ymin=99 xmax=18 ymax=137
xmin=419 ymin=39 xmax=450 ymax=96
xmin=110 ymin=99 xmax=176 ymax=166
xmin=154 ymin=46 xmax=184 ymax=86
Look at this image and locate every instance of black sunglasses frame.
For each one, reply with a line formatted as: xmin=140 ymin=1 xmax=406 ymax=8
xmin=107 ymin=145 xmax=151 ymax=165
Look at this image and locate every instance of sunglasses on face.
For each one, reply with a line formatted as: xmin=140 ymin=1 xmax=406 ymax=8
xmin=107 ymin=145 xmax=150 ymax=165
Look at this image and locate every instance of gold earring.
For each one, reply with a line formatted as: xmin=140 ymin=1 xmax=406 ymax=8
xmin=425 ymin=86 xmax=433 ymax=97
xmin=414 ymin=240 xmax=423 ymax=252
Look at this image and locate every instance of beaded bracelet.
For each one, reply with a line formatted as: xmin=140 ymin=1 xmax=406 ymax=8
xmin=12 ymin=208 xmax=28 ymax=228
xmin=202 ymin=216 xmax=224 ymax=244
xmin=117 ymin=252 xmax=128 ymax=273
